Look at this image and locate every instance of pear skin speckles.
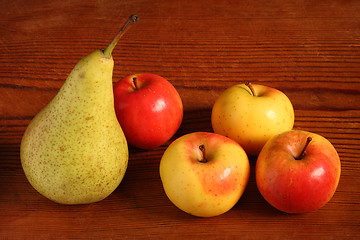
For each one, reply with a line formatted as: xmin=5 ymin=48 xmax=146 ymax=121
xmin=20 ymin=50 xmax=128 ymax=205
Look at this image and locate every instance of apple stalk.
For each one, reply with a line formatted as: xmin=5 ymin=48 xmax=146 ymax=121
xmin=132 ymin=77 xmax=138 ymax=90
xmin=245 ymin=82 xmax=256 ymax=96
xmin=199 ymin=145 xmax=207 ymax=163
xmin=295 ymin=136 xmax=312 ymax=160
xmin=104 ymin=14 xmax=139 ymax=58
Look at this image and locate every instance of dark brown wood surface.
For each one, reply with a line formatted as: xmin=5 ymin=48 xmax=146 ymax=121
xmin=1 ymin=0 xmax=359 ymax=239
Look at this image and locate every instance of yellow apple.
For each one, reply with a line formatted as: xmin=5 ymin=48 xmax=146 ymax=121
xmin=211 ymin=83 xmax=294 ymax=156
xmin=159 ymin=132 xmax=250 ymax=217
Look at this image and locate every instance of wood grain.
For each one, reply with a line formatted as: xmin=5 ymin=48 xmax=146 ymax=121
xmin=1 ymin=0 xmax=359 ymax=239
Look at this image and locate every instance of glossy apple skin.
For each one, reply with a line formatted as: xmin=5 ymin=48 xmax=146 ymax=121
xmin=113 ymin=73 xmax=183 ymax=149
xmin=211 ymin=83 xmax=294 ymax=156
xmin=159 ymin=132 xmax=250 ymax=217
xmin=256 ymin=130 xmax=341 ymax=213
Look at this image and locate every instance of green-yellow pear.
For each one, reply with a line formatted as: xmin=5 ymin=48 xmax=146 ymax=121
xmin=20 ymin=15 xmax=139 ymax=204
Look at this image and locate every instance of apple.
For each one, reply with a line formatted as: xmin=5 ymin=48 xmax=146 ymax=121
xmin=113 ymin=73 xmax=183 ymax=149
xmin=159 ymin=132 xmax=250 ymax=217
xmin=211 ymin=82 xmax=294 ymax=156
xmin=256 ymin=130 xmax=341 ymax=213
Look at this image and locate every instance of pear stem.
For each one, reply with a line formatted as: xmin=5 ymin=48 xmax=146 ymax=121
xmin=199 ymin=145 xmax=207 ymax=163
xmin=245 ymin=82 xmax=256 ymax=96
xmin=295 ymin=137 xmax=312 ymax=160
xmin=104 ymin=14 xmax=139 ymax=58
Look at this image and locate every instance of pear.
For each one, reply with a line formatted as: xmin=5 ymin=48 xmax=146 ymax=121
xmin=20 ymin=15 xmax=139 ymax=204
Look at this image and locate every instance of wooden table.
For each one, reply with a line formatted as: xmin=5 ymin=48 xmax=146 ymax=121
xmin=1 ymin=0 xmax=359 ymax=239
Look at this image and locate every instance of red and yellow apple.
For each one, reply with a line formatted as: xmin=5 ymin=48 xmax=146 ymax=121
xmin=256 ymin=130 xmax=341 ymax=213
xmin=159 ymin=132 xmax=250 ymax=217
xmin=211 ymin=83 xmax=294 ymax=156
xmin=113 ymin=73 xmax=183 ymax=149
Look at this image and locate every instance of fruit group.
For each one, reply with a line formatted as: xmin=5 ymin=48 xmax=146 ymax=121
xmin=211 ymin=82 xmax=294 ymax=155
xmin=159 ymin=132 xmax=250 ymax=217
xmin=20 ymin=15 xmax=139 ymax=204
xmin=256 ymin=130 xmax=341 ymax=213
xmin=113 ymin=73 xmax=183 ymax=149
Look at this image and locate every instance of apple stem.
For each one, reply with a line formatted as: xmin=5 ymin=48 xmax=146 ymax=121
xmin=104 ymin=14 xmax=139 ymax=58
xmin=199 ymin=145 xmax=207 ymax=163
xmin=296 ymin=137 xmax=312 ymax=160
xmin=132 ymin=77 xmax=138 ymax=89
xmin=245 ymin=82 xmax=256 ymax=96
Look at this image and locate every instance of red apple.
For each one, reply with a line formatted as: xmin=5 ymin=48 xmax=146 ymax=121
xmin=256 ymin=130 xmax=341 ymax=213
xmin=113 ymin=73 xmax=183 ymax=149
